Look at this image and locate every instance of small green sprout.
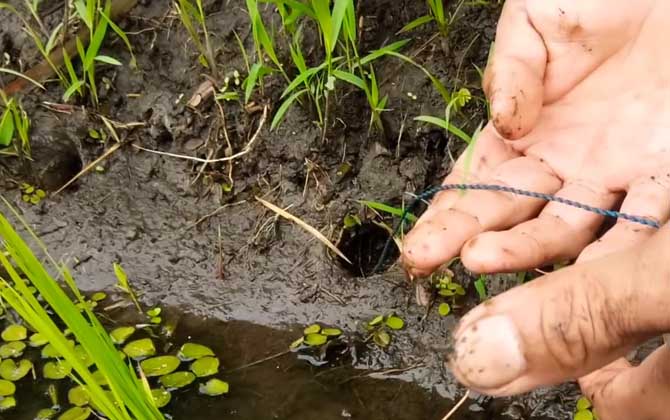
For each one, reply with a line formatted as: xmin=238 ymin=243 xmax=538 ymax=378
xmin=365 ymin=314 xmax=405 ymax=348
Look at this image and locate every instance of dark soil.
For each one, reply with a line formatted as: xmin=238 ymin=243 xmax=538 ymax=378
xmin=0 ymin=1 xmax=581 ymax=419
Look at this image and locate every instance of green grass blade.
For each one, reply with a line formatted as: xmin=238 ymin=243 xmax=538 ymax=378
xmin=359 ymin=200 xmax=418 ymax=223
xmin=84 ymin=2 xmax=111 ymax=71
xmin=99 ymin=6 xmax=137 ymax=69
xmin=280 ymin=62 xmax=327 ymax=98
xmin=74 ymin=0 xmax=93 ymax=29
xmin=311 ymin=0 xmax=334 ymax=53
xmin=63 ymin=80 xmax=85 ymax=102
xmin=385 ymin=50 xmax=450 ymax=103
xmin=332 ymin=69 xmax=366 ymax=91
xmin=359 ymin=39 xmax=410 ymax=66
xmin=397 ymin=14 xmax=434 ymax=33
xmin=95 ymin=55 xmax=123 ymax=66
xmin=271 ymin=88 xmax=308 ymax=130
xmin=414 ymin=115 xmax=471 ymax=143
xmin=0 ymin=108 xmax=15 ymax=146
xmin=330 ymin=0 xmax=352 ymax=53
xmin=246 ymin=0 xmax=281 ymax=68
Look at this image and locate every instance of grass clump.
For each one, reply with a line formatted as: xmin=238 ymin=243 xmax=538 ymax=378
xmin=399 ymin=0 xmax=466 ymax=37
xmin=0 ymin=199 xmax=163 ymax=419
xmin=0 ymin=0 xmax=135 ymax=105
xmin=174 ymin=0 xmax=218 ymax=79
xmin=245 ymin=0 xmax=448 ymax=138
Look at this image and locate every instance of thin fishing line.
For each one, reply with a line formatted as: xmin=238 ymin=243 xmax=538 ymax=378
xmin=373 ymin=183 xmax=661 ymax=274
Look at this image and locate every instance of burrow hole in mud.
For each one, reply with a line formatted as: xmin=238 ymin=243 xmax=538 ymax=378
xmin=337 ymin=221 xmax=399 ymax=277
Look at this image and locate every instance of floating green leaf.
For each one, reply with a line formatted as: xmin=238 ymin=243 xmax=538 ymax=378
xmin=41 ymin=340 xmax=75 ymax=359
xmin=0 ymin=359 xmax=32 ymax=381
xmin=304 ymin=333 xmax=327 ymax=346
xmin=58 ymin=406 xmax=91 ymax=420
xmin=574 ymin=410 xmax=594 ymax=420
xmin=303 ymin=324 xmax=321 ymax=335
xmin=91 ymin=292 xmax=107 ymax=302
xmin=159 ymin=371 xmax=196 ymax=390
xmin=373 ymin=331 xmax=391 ymax=348
xmin=68 ymin=385 xmax=90 ymax=407
xmin=147 ymin=307 xmax=161 ymax=317
xmin=343 ymin=214 xmax=361 ymax=228
xmin=177 ymin=343 xmax=214 ymax=361
xmin=0 ymin=396 xmax=16 ymax=411
xmin=73 ymin=345 xmax=94 ymax=368
xmin=0 ymin=380 xmax=15 ymax=396
xmin=190 ymin=356 xmax=219 ymax=377
xmin=576 ymin=397 xmax=592 ymax=411
xmin=447 ymin=283 xmax=466 ymax=296
xmin=368 ymin=315 xmax=384 ymax=327
xmin=321 ymin=328 xmax=342 ymax=337
xmin=44 ymin=360 xmax=72 ymax=380
xmin=91 ymin=369 xmax=108 ymax=386
xmin=199 ymin=378 xmax=229 ymax=396
xmin=151 ymin=388 xmax=171 ymax=408
xmin=110 ymin=326 xmax=135 ymax=345
xmin=385 ymin=316 xmax=404 ymax=330
xmin=1 ymin=324 xmax=27 ymax=341
xmin=438 ymin=303 xmax=451 ymax=317
xmin=36 ymin=408 xmax=58 ymax=419
xmin=438 ymin=289 xmax=455 ymax=297
xmin=140 ymin=356 xmax=181 ymax=377
xmin=29 ymin=332 xmax=49 ymax=347
xmin=123 ymin=338 xmax=156 ymax=360
xmin=0 ymin=341 xmax=25 ymax=358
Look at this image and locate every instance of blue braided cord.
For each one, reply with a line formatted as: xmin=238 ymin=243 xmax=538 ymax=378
xmin=372 ymin=183 xmax=660 ymax=274
xmin=433 ymin=184 xmax=661 ymax=229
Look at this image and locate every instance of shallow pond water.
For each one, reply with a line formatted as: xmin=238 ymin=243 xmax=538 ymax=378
xmin=1 ymin=310 xmax=486 ymax=420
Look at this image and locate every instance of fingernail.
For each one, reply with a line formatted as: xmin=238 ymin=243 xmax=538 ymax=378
xmin=451 ymin=315 xmax=526 ymax=390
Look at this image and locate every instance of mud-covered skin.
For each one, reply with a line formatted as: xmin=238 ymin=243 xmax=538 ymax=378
xmin=0 ymin=1 xmax=578 ymax=418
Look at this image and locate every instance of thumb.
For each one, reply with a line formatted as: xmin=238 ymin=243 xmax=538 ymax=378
xmin=447 ymin=225 xmax=670 ymax=397
xmin=484 ymin=0 xmax=546 ymax=140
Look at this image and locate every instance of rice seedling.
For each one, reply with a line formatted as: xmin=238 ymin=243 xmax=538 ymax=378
xmin=0 ymin=90 xmax=31 ymax=157
xmin=174 ymin=0 xmax=218 ymax=79
xmin=0 ymin=0 xmax=135 ymax=105
xmin=265 ymin=0 xmax=410 ymax=133
xmin=0 ymin=3 xmax=70 ymax=90
xmin=415 ymin=87 xmax=478 ymax=145
xmin=0 ymin=198 xmax=164 ymax=419
xmin=399 ymin=0 xmax=466 ymax=37
xmin=65 ymin=0 xmax=137 ymax=104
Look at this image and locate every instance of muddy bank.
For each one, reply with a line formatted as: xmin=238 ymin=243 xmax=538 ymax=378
xmin=0 ymin=0 xmax=580 ymax=418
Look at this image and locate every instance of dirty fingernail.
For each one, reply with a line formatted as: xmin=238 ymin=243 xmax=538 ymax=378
xmin=451 ymin=315 xmax=526 ymax=390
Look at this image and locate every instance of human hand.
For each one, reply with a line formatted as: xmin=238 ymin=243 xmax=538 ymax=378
xmin=402 ymin=0 xmax=670 ymax=277
xmin=448 ymin=225 xmax=670 ymax=420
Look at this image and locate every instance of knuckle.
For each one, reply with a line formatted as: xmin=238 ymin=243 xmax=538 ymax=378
xmin=540 ymin=280 xmax=627 ymax=373
xmin=540 ymin=287 xmax=589 ymax=371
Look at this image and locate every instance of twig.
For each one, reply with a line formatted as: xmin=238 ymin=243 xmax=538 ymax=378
xmin=338 ymin=363 xmax=425 ymax=385
xmin=225 ymin=350 xmax=290 ymax=373
xmin=132 ymin=105 xmax=268 ymax=163
xmin=53 ymin=141 xmax=124 ymax=195
xmin=186 ymin=200 xmax=246 ymax=230
xmin=256 ymin=196 xmax=352 ymax=264
xmin=441 ymin=389 xmax=470 ymax=420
